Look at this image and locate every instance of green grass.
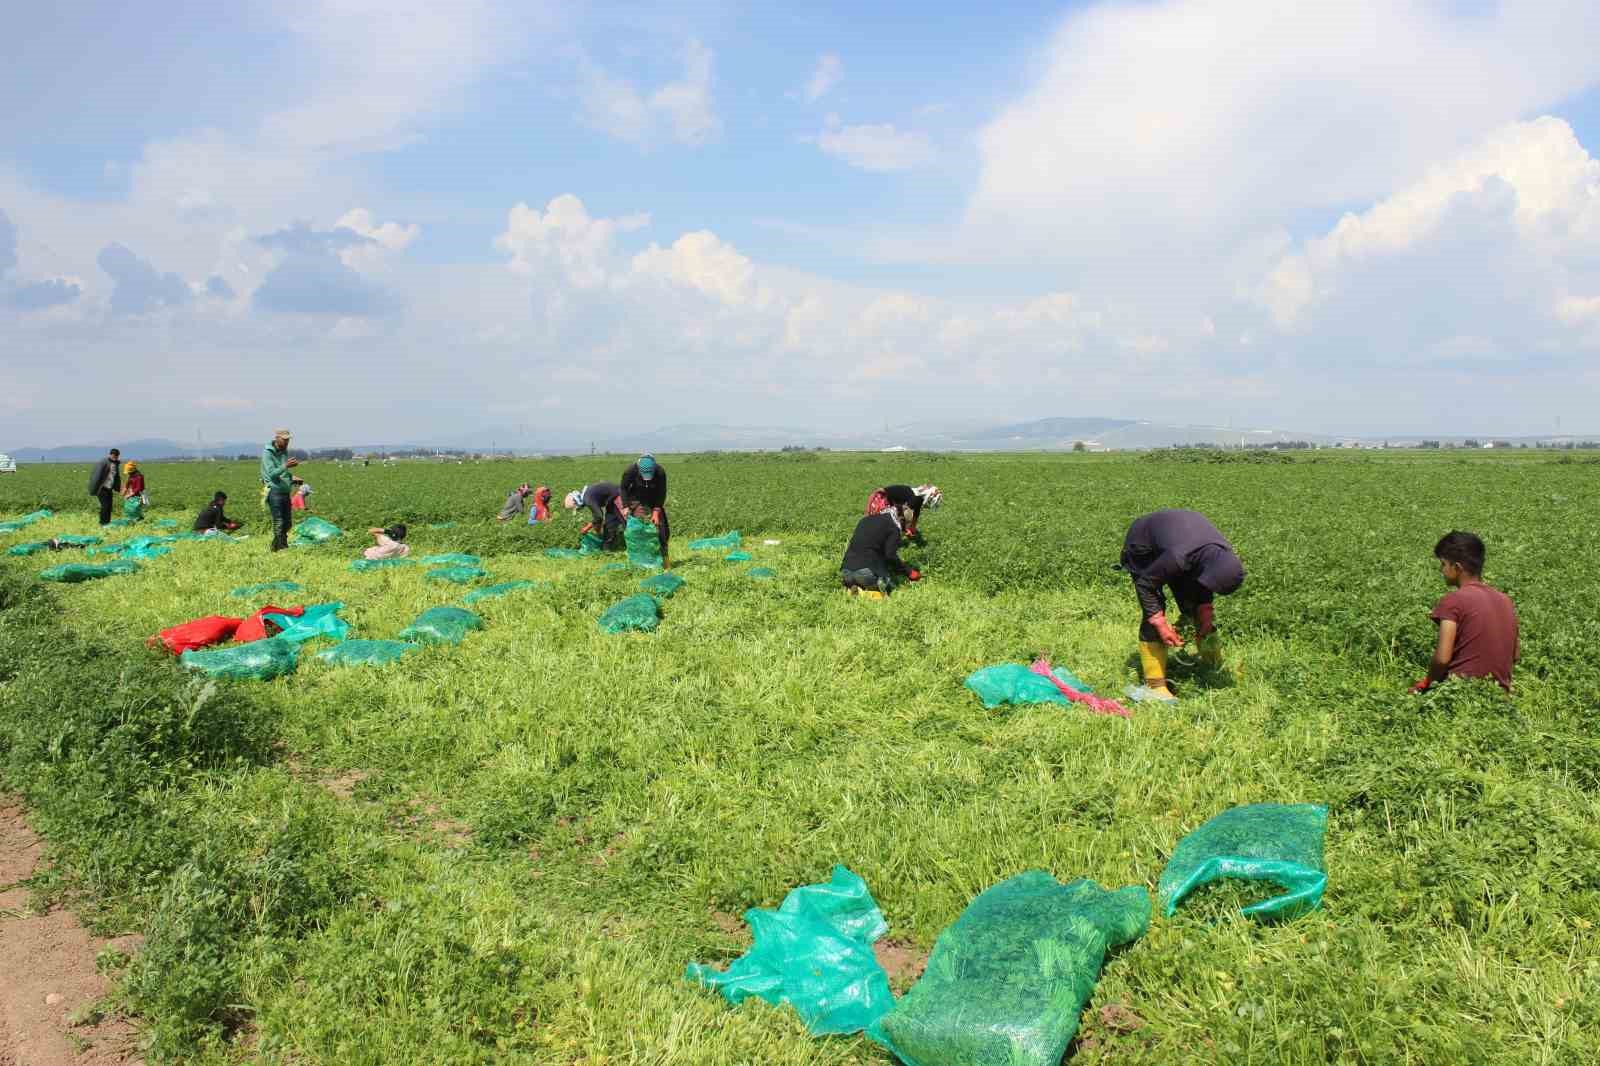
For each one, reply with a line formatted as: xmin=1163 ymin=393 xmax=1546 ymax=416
xmin=1 ymin=452 xmax=1598 ymax=1064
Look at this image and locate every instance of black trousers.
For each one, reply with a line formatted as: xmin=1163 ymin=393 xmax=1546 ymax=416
xmin=96 ymin=488 xmax=114 ymax=525
xmin=1136 ymin=577 xmax=1212 ymax=641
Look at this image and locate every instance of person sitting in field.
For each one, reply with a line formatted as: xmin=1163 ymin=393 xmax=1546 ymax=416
xmin=363 ymin=524 xmax=410 ymax=560
xmin=526 ymin=485 xmax=553 ymax=524
xmin=193 ymin=491 xmax=241 ymax=534
xmin=497 ymin=483 xmax=534 ymax=521
xmin=840 ymin=502 xmax=921 ymax=598
xmin=291 ymin=477 xmax=313 ymax=512
xmin=1413 ymin=531 xmax=1519 ymax=694
xmin=564 ymin=483 xmax=624 ymax=547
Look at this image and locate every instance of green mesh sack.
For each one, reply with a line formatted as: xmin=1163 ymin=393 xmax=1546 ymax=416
xmin=399 ymin=606 xmax=483 ymax=645
xmin=107 ymin=517 xmax=134 ymax=528
xmin=687 ymin=865 xmax=892 ymax=1037
xmin=7 ymin=541 xmax=50 ymax=556
xmin=463 ymin=580 xmax=541 ymax=605
xmin=749 ymin=567 xmax=776 ymax=580
xmin=289 ymin=515 xmax=342 ymax=546
xmin=868 ymin=873 xmax=1150 ymax=1066
xmin=1158 ymin=803 xmax=1328 ymax=921
xmin=688 ymin=531 xmax=741 ymax=550
xmin=640 ymin=572 xmax=684 ymax=598
xmin=0 ymin=523 xmax=23 ymax=535
xmin=39 ymin=560 xmax=141 ymax=583
xmin=231 ymin=581 xmax=304 ymax=598
xmin=598 ymin=561 xmax=629 ymax=573
xmin=122 ymin=496 xmax=145 ymax=519
xmin=421 ymin=552 xmax=481 ymax=566
xmin=964 ymin=664 xmax=1089 ymax=709
xmin=55 ymin=535 xmax=102 ymax=547
xmin=260 ymin=602 xmax=349 ymax=646
xmin=350 ymin=557 xmax=416 ymax=572
xmin=181 ymin=636 xmax=299 ymax=680
xmin=426 ymin=522 xmax=456 ymax=529
xmin=578 ymin=531 xmax=605 ymax=555
xmin=624 ymin=516 xmax=663 ymax=569
xmin=545 ymin=547 xmax=582 ymax=559
xmin=316 ymin=639 xmax=417 ymax=667
xmin=151 ymin=518 xmax=178 ymax=529
xmin=725 ymin=551 xmax=752 ymax=562
xmin=598 ymin=593 xmax=660 ymax=633
xmin=1 ymin=508 xmax=53 ymax=530
xmin=425 ymin=565 xmax=489 ymax=585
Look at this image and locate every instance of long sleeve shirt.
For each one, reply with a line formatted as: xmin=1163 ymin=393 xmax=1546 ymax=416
xmin=841 ymin=513 xmax=908 ymax=579
xmin=581 ymin=482 xmax=622 ymax=526
xmin=88 ymin=458 xmax=120 ymax=496
xmin=260 ymin=443 xmax=293 ymax=492
xmin=620 ymin=463 xmax=667 ymax=510
xmin=1120 ymin=509 xmax=1243 ymax=617
xmin=193 ymin=503 xmax=230 ymax=532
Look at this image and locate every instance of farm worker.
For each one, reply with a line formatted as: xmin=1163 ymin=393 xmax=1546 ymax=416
xmin=261 ymin=429 xmax=299 ymax=552
xmin=840 ymin=502 xmax=921 ymax=598
xmin=564 ymin=483 xmax=625 ymax=547
xmin=119 ymin=460 xmax=148 ymax=519
xmin=497 ymin=483 xmax=534 ymax=521
xmin=620 ymin=454 xmax=671 ymax=569
xmin=875 ymin=483 xmax=942 ymax=543
xmin=527 ymin=486 xmax=553 ymax=524
xmin=363 ymin=524 xmax=410 ymax=560
xmin=193 ymin=491 xmax=241 ymax=534
xmin=291 ymin=477 xmax=313 ymax=512
xmin=87 ymin=447 xmax=121 ymax=525
xmin=1120 ymin=509 xmax=1245 ymax=702
xmin=1412 ymin=531 xmax=1519 ymax=694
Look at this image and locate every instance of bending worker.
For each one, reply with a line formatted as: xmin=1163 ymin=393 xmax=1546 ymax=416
xmin=875 ymin=483 xmax=941 ymax=543
xmin=620 ymin=454 xmax=670 ymax=569
xmin=1121 ymin=509 xmax=1245 ymax=701
xmin=564 ymin=482 xmax=624 ymax=548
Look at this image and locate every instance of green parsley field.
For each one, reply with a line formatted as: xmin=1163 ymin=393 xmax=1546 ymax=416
xmin=1 ymin=451 xmax=1597 ymax=1064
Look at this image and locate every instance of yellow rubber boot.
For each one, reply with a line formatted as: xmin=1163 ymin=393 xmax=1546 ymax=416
xmin=1138 ymin=641 xmax=1177 ymax=700
xmin=1198 ymin=631 xmax=1223 ymax=668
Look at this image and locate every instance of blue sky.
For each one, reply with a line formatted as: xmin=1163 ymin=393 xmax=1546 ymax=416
xmin=4 ymin=0 xmax=1600 ymax=447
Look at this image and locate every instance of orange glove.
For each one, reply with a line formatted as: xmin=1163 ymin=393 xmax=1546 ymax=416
xmin=1409 ymin=678 xmax=1432 ymax=694
xmin=651 ymin=508 xmax=662 ymax=528
xmin=907 ymin=569 xmax=921 ymax=581
xmin=1148 ymin=613 xmax=1184 ymax=647
xmin=1195 ymin=603 xmax=1216 ymax=638
xmin=579 ymin=522 xmax=594 ymax=535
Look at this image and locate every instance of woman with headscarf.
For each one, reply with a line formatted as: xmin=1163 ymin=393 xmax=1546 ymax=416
xmin=526 ymin=485 xmax=553 ymax=524
xmin=841 ymin=500 xmax=921 ymax=598
xmin=563 ymin=483 xmax=624 ymax=548
xmin=121 ymin=460 xmax=148 ymax=519
xmin=497 ymin=483 xmax=534 ymax=521
xmin=620 ymin=454 xmax=670 ymax=568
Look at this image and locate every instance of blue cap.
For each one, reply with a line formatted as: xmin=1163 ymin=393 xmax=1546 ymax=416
xmin=637 ymin=455 xmax=657 ymax=480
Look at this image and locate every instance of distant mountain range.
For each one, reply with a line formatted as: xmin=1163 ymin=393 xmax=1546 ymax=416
xmin=8 ymin=419 xmax=1596 ymax=461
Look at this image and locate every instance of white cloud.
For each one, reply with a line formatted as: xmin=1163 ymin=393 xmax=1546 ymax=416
xmin=631 ymin=231 xmax=761 ymax=307
xmin=967 ymin=0 xmax=1599 ymax=258
xmin=809 ymin=117 xmax=934 ymax=172
xmin=578 ymin=40 xmax=721 ymax=148
xmin=495 ymin=194 xmax=649 ymax=288
xmin=803 ymin=53 xmax=842 ymax=102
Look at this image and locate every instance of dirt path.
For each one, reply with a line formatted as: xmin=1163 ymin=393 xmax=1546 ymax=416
xmin=0 ymin=798 xmax=143 ymax=1066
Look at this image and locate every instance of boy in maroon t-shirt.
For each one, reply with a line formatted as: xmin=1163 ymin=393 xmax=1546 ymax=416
xmin=1412 ymin=531 xmax=1519 ymax=693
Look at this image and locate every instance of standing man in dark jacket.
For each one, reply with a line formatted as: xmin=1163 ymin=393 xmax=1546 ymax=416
xmin=840 ymin=504 xmax=920 ymax=597
xmin=564 ymin=482 xmax=624 ymax=548
xmin=1120 ymin=509 xmax=1245 ymax=701
xmin=260 ymin=429 xmax=298 ymax=551
xmin=620 ymin=454 xmax=670 ymax=569
xmin=87 ymin=448 xmax=121 ymax=525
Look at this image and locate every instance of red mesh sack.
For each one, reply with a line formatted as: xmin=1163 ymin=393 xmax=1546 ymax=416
xmin=235 ymin=604 xmax=305 ymax=643
xmin=149 ymin=615 xmax=243 ymax=656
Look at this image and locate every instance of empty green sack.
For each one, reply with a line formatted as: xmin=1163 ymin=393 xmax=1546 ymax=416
xmin=624 ymin=516 xmax=663 ymax=569
xmin=464 ymin=580 xmax=541 ymax=605
xmin=7 ymin=541 xmax=50 ymax=556
xmin=260 ymin=602 xmax=349 ymax=646
xmin=399 ymin=606 xmax=483 ymax=645
xmin=0 ymin=508 xmax=53 ymax=531
xmin=350 ymin=557 xmax=416 ymax=572
xmin=1158 ymin=803 xmax=1328 ymax=921
xmin=578 ymin=531 xmax=605 ymax=555
xmin=231 ymin=581 xmax=304 ymax=598
xmin=598 ymin=593 xmax=660 ymax=633
xmin=421 ymin=553 xmax=482 ymax=566
xmin=316 ymin=640 xmax=417 ymax=667
xmin=688 ymin=531 xmax=741 ymax=550
xmin=38 ymin=560 xmax=141 ymax=583
xmin=180 ymin=636 xmax=299 ymax=680
xmin=686 ymin=865 xmax=892 ymax=1036
xmin=964 ymin=664 xmax=1089 ymax=709
xmin=868 ymin=873 xmax=1150 ymax=1066
xmin=289 ymin=515 xmax=342 ymax=546
xmin=640 ymin=573 xmax=684 ymax=598
xmin=426 ymin=565 xmax=489 ymax=585
xmin=749 ymin=567 xmax=776 ymax=579
xmin=151 ymin=518 xmax=178 ymax=529
xmin=725 ymin=551 xmax=752 ymax=562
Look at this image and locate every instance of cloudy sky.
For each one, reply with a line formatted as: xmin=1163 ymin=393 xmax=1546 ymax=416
xmin=5 ymin=0 xmax=1600 ymax=447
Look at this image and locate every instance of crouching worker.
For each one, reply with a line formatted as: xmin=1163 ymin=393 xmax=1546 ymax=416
xmin=193 ymin=491 xmax=241 ymax=534
xmin=1412 ymin=531 xmax=1518 ymax=694
xmin=564 ymin=483 xmax=624 ymax=548
xmin=841 ymin=503 xmax=921 ymax=598
xmin=876 ymin=484 xmax=941 ymax=543
xmin=498 ymin=484 xmax=535 ymax=521
xmin=363 ymin=524 xmax=410 ymax=560
xmin=1121 ymin=509 xmax=1245 ymax=702
xmin=527 ymin=485 xmax=553 ymax=524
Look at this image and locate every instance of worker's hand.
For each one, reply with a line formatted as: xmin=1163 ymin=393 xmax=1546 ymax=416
xmin=651 ymin=508 xmax=662 ymax=528
xmin=1409 ymin=677 xmax=1432 ymax=694
xmin=286 ymin=457 xmax=300 ymax=468
xmin=907 ymin=569 xmax=921 ymax=581
xmin=578 ymin=522 xmax=594 ymax=535
xmin=1195 ymin=603 xmax=1216 ymax=638
xmin=1148 ymin=613 xmax=1184 ymax=647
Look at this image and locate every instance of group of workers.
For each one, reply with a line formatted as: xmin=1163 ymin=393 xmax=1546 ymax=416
xmin=85 ymin=431 xmax=1519 ymax=699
